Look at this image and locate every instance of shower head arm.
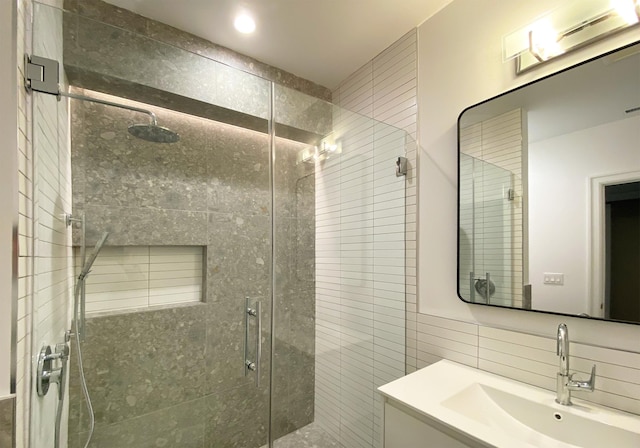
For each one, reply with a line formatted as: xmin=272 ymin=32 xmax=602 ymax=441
xmin=58 ymin=91 xmax=158 ymax=126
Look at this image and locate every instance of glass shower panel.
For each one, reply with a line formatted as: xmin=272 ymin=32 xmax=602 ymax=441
xmin=31 ymin=4 xmax=410 ymax=448
xmin=459 ymin=154 xmax=514 ymax=306
xmin=271 ymin=85 xmax=408 ymax=448
xmin=31 ymin=3 xmax=273 ymax=448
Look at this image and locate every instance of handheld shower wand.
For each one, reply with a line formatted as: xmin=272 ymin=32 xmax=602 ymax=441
xmin=79 ymin=231 xmax=109 ymax=280
xmin=73 ymin=231 xmax=109 ymax=448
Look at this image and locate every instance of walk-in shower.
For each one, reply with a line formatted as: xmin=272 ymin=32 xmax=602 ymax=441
xmin=27 ymin=2 xmax=411 ymax=448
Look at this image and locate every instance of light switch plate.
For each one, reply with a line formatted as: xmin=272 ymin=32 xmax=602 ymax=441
xmin=543 ymin=273 xmax=564 ymax=285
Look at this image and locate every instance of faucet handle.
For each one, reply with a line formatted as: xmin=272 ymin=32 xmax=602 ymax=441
xmin=586 ymin=364 xmax=597 ymax=391
xmin=569 ymin=364 xmax=596 ymax=392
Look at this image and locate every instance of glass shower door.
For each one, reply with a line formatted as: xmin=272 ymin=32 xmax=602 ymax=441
xmin=459 ymin=154 xmax=514 ymax=306
xmin=271 ymin=85 xmax=408 ymax=448
xmin=30 ymin=3 xmax=273 ymax=448
xmin=30 ymin=4 xmax=410 ymax=448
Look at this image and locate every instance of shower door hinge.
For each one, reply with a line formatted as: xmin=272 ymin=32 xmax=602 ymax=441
xmin=396 ymin=157 xmax=408 ymax=177
xmin=24 ymin=54 xmax=60 ymax=95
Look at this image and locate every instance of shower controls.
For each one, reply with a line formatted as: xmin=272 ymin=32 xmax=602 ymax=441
xmin=396 ymin=157 xmax=408 ymax=177
xmin=469 ymin=272 xmax=495 ymax=304
xmin=36 ymin=342 xmax=69 ymax=398
xmin=243 ymin=297 xmax=262 ymax=387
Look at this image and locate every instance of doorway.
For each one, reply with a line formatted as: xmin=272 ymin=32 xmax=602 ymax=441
xmin=605 ymin=182 xmax=640 ymax=322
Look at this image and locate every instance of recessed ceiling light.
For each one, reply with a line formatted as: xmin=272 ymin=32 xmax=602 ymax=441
xmin=234 ymin=14 xmax=256 ymax=34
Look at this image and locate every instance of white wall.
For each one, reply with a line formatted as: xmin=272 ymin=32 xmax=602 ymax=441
xmin=417 ymin=0 xmax=640 ymax=349
xmin=529 ymin=115 xmax=640 ymax=315
xmin=0 ymin=0 xmax=18 ymax=400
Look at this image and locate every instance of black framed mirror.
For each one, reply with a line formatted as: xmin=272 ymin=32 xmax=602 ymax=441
xmin=457 ymin=40 xmax=640 ymax=325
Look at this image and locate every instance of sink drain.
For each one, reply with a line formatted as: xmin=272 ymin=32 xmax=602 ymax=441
xmin=553 ymin=412 xmax=563 ymax=421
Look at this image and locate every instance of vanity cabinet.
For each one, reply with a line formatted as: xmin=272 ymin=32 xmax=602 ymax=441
xmin=384 ymin=399 xmax=483 ymax=448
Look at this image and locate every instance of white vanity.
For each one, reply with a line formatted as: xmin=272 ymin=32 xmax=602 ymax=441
xmin=378 ymin=360 xmax=640 ymax=448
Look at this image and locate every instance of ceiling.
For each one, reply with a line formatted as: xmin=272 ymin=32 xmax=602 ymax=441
xmin=102 ymin=0 xmax=453 ymax=89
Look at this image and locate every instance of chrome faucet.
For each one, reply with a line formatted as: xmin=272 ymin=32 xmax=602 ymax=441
xmin=556 ymin=323 xmax=596 ymax=405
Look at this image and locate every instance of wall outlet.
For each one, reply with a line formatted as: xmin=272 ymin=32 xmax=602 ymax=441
xmin=543 ymin=273 xmax=564 ymax=285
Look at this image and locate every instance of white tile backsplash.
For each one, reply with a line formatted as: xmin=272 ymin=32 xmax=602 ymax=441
xmin=415 ymin=313 xmax=640 ymax=416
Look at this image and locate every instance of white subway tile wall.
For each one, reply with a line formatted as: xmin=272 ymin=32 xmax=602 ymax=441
xmin=416 ymin=314 xmax=640 ymax=416
xmin=16 ymin=1 xmax=32 ymax=445
xmin=29 ymin=2 xmax=73 ymax=447
xmin=322 ymin=29 xmax=417 ymax=448
xmin=77 ymin=246 xmax=204 ymax=314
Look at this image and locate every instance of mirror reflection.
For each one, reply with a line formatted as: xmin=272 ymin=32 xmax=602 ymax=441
xmin=457 ymin=41 xmax=640 ymax=324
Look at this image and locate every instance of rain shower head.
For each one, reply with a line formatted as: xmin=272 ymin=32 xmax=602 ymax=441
xmin=128 ymin=123 xmax=180 ymax=143
xmin=57 ymin=91 xmax=180 ymax=144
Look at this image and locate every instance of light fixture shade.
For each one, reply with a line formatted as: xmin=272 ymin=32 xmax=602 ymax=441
xmin=503 ymin=0 xmax=640 ymax=73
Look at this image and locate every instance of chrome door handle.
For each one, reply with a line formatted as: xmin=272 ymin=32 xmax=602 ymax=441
xmin=243 ymin=297 xmax=261 ymax=387
xmin=255 ymin=300 xmax=261 ymax=388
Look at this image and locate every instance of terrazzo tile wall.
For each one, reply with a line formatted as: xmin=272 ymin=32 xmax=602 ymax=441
xmin=0 ymin=396 xmax=14 ymax=448
xmin=18 ymin=1 xmax=329 ymax=445
xmin=59 ymin=0 xmax=332 ymax=142
xmin=68 ymin=89 xmax=317 ymax=447
xmin=62 ymin=0 xmax=331 ymax=102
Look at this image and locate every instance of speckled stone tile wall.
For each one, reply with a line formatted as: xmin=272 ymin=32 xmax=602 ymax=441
xmin=59 ymin=0 xmax=332 ymax=139
xmin=68 ymin=89 xmax=316 ymax=447
xmin=0 ymin=397 xmax=14 ymax=448
xmin=62 ymin=0 xmax=331 ymax=102
xmin=61 ymin=2 xmax=320 ymax=442
xmin=271 ymin=138 xmax=316 ymax=439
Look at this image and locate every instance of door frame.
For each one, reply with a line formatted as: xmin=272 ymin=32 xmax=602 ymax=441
xmin=589 ymin=171 xmax=640 ymax=318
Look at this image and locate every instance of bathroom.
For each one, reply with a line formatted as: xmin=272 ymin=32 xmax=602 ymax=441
xmin=0 ymin=0 xmax=639 ymax=447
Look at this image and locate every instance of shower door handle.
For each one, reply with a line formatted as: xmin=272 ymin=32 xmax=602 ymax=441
xmin=243 ymin=297 xmax=261 ymax=388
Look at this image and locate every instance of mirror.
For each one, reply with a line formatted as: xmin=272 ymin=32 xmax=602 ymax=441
xmin=457 ymin=40 xmax=640 ymax=324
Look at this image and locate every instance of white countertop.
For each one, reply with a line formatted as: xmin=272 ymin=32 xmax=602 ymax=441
xmin=378 ymin=360 xmax=640 ymax=448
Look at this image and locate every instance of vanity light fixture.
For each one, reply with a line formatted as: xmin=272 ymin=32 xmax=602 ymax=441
xmin=612 ymin=0 xmax=640 ymax=24
xmin=503 ymin=0 xmax=640 ymax=73
xmin=234 ymin=13 xmax=256 ymax=34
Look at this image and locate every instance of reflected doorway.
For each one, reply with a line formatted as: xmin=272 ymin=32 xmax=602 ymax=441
xmin=605 ymin=182 xmax=640 ymax=322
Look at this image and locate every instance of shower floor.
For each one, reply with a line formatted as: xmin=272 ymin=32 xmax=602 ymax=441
xmin=265 ymin=422 xmax=343 ymax=448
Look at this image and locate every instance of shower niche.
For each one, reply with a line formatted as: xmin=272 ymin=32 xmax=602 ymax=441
xmin=72 ymin=245 xmax=206 ymax=315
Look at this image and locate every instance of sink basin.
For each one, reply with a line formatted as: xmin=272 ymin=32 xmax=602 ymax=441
xmin=378 ymin=360 xmax=640 ymax=448
xmin=443 ymin=383 xmax=640 ymax=448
